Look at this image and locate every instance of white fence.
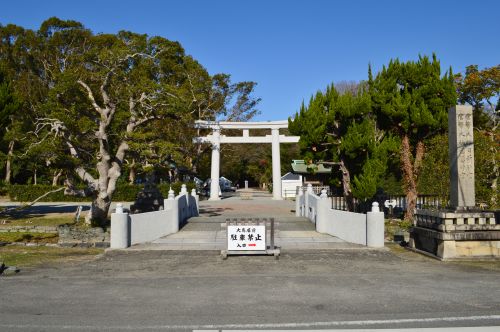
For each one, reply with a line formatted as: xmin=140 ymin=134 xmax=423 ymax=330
xmin=110 ymin=184 xmax=199 ymax=248
xmin=296 ymin=184 xmax=384 ymax=247
xmin=330 ymin=194 xmax=446 ymax=212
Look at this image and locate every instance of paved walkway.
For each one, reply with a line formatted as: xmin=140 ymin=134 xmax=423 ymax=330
xmin=130 ymin=189 xmax=365 ymax=250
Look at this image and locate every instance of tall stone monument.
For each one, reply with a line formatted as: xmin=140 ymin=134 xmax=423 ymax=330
xmin=448 ymin=105 xmax=475 ymax=209
xmin=409 ymin=105 xmax=498 ymax=260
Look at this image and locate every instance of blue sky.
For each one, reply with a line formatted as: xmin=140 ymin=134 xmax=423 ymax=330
xmin=1 ymin=0 xmax=498 ymax=121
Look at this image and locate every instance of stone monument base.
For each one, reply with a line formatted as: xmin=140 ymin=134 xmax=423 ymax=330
xmin=409 ymin=209 xmax=499 ymax=260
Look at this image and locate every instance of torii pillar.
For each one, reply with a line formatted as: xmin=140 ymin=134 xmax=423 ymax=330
xmin=194 ymin=120 xmax=300 ymax=201
xmin=271 ymin=128 xmax=282 ymax=200
xmin=209 ymin=128 xmax=221 ymax=201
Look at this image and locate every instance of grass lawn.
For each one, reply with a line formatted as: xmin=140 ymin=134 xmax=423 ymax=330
xmin=0 ymin=214 xmax=75 ymax=227
xmin=0 ymin=232 xmax=58 ymax=244
xmin=0 ymin=246 xmax=103 ymax=268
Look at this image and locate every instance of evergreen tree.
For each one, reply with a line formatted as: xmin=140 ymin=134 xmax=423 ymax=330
xmin=289 ymin=83 xmax=397 ymax=210
xmin=369 ymin=54 xmax=456 ymax=222
xmin=0 ymin=70 xmax=21 ymax=184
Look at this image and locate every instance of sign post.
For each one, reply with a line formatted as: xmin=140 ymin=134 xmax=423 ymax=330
xmin=222 ymin=218 xmax=280 ymax=259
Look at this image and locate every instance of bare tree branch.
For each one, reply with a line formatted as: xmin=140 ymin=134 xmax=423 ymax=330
xmin=77 ymin=80 xmax=104 ymax=115
xmin=0 ymin=187 xmax=65 ymax=216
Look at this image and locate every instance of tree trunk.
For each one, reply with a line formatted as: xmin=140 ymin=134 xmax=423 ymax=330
xmin=339 ymin=158 xmax=355 ymax=211
xmin=129 ymin=159 xmax=136 ymax=184
xmin=33 ymin=168 xmax=37 ymax=185
xmin=85 ymin=195 xmax=111 ymax=225
xmin=4 ymin=140 xmax=14 ymax=184
xmin=401 ymin=135 xmax=425 ymax=224
xmin=52 ymin=170 xmax=63 ymax=186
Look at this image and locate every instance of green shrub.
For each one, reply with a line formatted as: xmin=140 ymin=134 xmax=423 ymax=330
xmin=7 ymin=185 xmax=90 ymax=202
xmin=158 ymin=182 xmax=196 ymax=197
xmin=0 ymin=179 xmax=6 ymax=195
xmin=111 ymin=184 xmax=142 ymax=201
xmin=7 ymin=182 xmax=197 ymax=202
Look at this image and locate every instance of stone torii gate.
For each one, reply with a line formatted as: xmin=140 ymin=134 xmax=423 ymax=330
xmin=194 ymin=120 xmax=300 ymax=200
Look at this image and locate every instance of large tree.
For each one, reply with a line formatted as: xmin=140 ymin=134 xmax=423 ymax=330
xmin=369 ymin=54 xmax=456 ymax=222
xmin=1 ymin=18 xmax=258 ymax=224
xmin=289 ymin=83 xmax=397 ymax=211
xmin=0 ymin=69 xmax=21 ymax=184
xmin=0 ymin=23 xmax=39 ymax=184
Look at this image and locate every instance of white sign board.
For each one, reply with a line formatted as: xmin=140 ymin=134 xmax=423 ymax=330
xmin=227 ymin=225 xmax=266 ymax=251
xmin=384 ymin=199 xmax=397 ymax=208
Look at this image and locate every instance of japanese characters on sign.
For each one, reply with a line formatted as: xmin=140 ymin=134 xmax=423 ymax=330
xmin=457 ymin=112 xmax=474 ymax=177
xmin=227 ymin=225 xmax=266 ymax=251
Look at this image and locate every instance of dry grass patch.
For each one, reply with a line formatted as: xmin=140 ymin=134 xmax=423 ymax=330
xmin=0 ymin=213 xmax=75 ymax=227
xmin=0 ymin=232 xmax=58 ymax=244
xmin=0 ymin=246 xmax=103 ymax=268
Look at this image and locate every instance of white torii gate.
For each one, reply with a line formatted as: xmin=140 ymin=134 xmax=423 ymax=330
xmin=194 ymin=120 xmax=300 ymax=200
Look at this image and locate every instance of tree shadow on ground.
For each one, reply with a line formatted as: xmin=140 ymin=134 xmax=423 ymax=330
xmin=0 ymin=204 xmax=90 ymax=220
xmin=198 ymin=207 xmax=234 ymax=217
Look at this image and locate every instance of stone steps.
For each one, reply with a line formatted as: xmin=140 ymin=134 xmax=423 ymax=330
xmin=125 ymin=215 xmax=367 ymax=250
xmin=181 ymin=216 xmax=315 ymax=232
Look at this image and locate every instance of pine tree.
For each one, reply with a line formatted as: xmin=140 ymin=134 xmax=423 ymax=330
xmin=289 ymin=83 xmax=397 ymax=210
xmin=370 ymin=54 xmax=456 ymax=222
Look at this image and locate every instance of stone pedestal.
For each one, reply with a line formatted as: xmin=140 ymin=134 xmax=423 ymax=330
xmin=409 ymin=105 xmax=499 ymax=260
xmin=410 ymin=209 xmax=499 ymax=259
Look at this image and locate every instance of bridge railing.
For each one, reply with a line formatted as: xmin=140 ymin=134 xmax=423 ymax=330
xmin=296 ymin=184 xmax=384 ymax=247
xmin=110 ymin=184 xmax=199 ymax=249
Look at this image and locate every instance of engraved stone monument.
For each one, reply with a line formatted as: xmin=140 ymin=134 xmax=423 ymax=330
xmin=410 ymin=105 xmax=499 ymax=259
xmin=448 ymin=105 xmax=475 ymax=208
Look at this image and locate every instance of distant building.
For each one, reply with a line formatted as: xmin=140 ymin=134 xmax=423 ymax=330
xmin=290 ymin=160 xmax=332 ymax=186
xmin=281 ymin=172 xmax=303 ymax=198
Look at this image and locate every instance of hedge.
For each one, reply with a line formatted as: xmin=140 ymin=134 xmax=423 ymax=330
xmin=6 ymin=182 xmax=197 ymax=202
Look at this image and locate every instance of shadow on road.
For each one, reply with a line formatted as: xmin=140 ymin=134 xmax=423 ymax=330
xmin=198 ymin=206 xmax=234 ymax=217
xmin=1 ymin=204 xmax=90 ymax=218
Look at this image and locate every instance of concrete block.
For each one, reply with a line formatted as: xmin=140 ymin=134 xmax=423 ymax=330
xmin=437 ymin=240 xmax=457 ymax=259
xmin=367 ymin=211 xmax=384 ymax=248
xmin=110 ymin=212 xmax=130 ymax=249
xmin=444 ymin=218 xmax=455 ymax=225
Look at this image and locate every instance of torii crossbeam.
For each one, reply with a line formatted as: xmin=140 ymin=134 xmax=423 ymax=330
xmin=194 ymin=120 xmax=300 ymax=200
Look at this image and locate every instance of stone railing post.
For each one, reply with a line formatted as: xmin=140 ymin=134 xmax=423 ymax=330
xmin=164 ymin=188 xmax=179 ymax=234
xmin=191 ymin=188 xmax=199 ymax=217
xmin=316 ymin=189 xmax=329 ymax=233
xmin=304 ymin=183 xmax=313 ymax=221
xmin=295 ymin=187 xmax=303 ymax=217
xmin=367 ymin=202 xmax=384 ymax=247
xmin=110 ymin=203 xmax=130 ymax=249
xmin=181 ymin=184 xmax=188 ymax=195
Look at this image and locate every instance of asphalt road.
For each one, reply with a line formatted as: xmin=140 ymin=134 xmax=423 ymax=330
xmin=1 ymin=248 xmax=500 ymax=331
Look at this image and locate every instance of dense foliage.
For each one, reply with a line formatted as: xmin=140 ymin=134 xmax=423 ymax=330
xmin=290 ymin=56 xmax=499 ymax=214
xmin=455 ymin=64 xmax=499 ymax=208
xmin=6 ymin=182 xmax=196 ymax=202
xmin=369 ymin=54 xmax=456 ymax=221
xmin=289 ymin=83 xmax=398 ymax=210
xmin=0 ymin=18 xmax=259 ymax=223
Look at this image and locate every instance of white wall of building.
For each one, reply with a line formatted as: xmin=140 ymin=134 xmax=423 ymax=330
xmin=282 ymin=180 xmax=302 ymax=198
